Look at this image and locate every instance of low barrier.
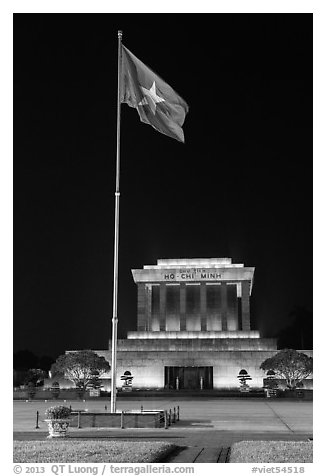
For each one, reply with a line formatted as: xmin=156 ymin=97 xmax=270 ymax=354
xmin=278 ymin=389 xmax=313 ymax=400
xmin=14 ymin=389 xmax=84 ymax=400
xmin=35 ymin=405 xmax=180 ymax=430
xmin=15 ymin=388 xmax=268 ymax=400
xmin=70 ymin=410 xmax=164 ymax=429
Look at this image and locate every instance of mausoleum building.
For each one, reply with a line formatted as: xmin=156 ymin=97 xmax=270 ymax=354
xmin=95 ymin=258 xmax=302 ymax=390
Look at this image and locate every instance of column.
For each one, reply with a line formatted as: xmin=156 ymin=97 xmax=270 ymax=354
xmin=137 ymin=283 xmax=146 ymax=331
xmin=200 ymin=283 xmax=207 ymax=331
xmin=159 ymin=283 xmax=166 ymax=331
xmin=166 ymin=284 xmax=180 ymax=331
xmin=151 ymin=285 xmax=160 ymax=331
xmin=227 ymin=284 xmax=238 ymax=331
xmin=180 ymin=283 xmax=186 ymax=331
xmin=206 ymin=284 xmax=222 ymax=330
xmin=241 ymin=280 xmax=251 ymax=331
xmin=185 ymin=284 xmax=201 ymax=330
xmin=146 ymin=285 xmax=152 ymax=331
xmin=221 ymin=282 xmax=228 ymax=331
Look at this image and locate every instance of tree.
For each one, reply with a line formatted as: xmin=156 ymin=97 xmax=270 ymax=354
xmin=50 ymin=350 xmax=110 ymax=391
xmin=260 ymin=349 xmax=313 ymax=390
xmin=276 ymin=307 xmax=313 ymax=350
xmin=14 ymin=350 xmax=38 ymax=370
xmin=39 ymin=355 xmax=55 ymax=371
xmin=27 ymin=381 xmax=36 ymax=400
xmin=13 ymin=350 xmax=55 ymax=372
xmin=24 ymin=368 xmax=46 ymax=386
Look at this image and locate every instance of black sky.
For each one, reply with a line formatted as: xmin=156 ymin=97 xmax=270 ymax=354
xmin=14 ymin=13 xmax=312 ymax=359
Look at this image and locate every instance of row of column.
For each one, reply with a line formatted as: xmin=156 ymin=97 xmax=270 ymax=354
xmin=137 ymin=281 xmax=251 ymax=332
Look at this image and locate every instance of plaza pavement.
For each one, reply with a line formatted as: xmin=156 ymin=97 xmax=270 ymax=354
xmin=13 ymin=398 xmax=313 ymax=462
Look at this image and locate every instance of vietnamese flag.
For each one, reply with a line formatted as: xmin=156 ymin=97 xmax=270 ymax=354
xmin=120 ymin=45 xmax=189 ymax=143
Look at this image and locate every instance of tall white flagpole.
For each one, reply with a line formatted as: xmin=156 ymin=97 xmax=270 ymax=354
xmin=110 ymin=30 xmax=123 ymax=413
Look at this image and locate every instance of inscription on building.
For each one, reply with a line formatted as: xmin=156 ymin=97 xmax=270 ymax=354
xmin=164 ymin=269 xmax=222 ymax=281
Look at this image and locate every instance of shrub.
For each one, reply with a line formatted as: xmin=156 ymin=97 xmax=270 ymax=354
xmin=27 ymin=382 xmax=36 ymax=400
xmin=45 ymin=405 xmax=71 ymax=420
xmin=50 ymin=382 xmax=60 ymax=399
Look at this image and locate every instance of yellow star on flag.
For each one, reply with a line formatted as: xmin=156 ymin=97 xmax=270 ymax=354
xmin=121 ymin=45 xmax=189 ymax=142
xmin=139 ymin=81 xmax=165 ymax=114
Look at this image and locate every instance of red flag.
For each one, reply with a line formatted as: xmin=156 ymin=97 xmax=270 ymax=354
xmin=120 ymin=45 xmax=189 ymax=143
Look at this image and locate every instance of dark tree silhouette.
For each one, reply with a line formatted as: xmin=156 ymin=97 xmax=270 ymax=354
xmin=276 ymin=306 xmax=313 ymax=349
xmin=39 ymin=355 xmax=55 ymax=371
xmin=14 ymin=350 xmax=55 ymax=371
xmin=13 ymin=350 xmax=38 ymax=370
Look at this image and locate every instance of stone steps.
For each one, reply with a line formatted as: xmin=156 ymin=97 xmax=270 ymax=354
xmin=166 ymin=446 xmax=230 ymax=463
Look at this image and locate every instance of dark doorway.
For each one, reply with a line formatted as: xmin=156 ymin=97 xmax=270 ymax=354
xmin=164 ymin=366 xmax=213 ymax=390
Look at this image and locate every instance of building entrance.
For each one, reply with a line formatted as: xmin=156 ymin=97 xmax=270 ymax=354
xmin=164 ymin=366 xmax=213 ymax=390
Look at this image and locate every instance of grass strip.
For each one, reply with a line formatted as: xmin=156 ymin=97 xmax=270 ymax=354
xmin=14 ymin=440 xmax=176 ymax=463
xmin=229 ymin=440 xmax=312 ymax=463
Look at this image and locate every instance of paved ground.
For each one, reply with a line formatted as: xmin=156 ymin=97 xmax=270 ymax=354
xmin=13 ymin=398 xmax=313 ymax=463
xmin=14 ymin=397 xmax=313 ymax=433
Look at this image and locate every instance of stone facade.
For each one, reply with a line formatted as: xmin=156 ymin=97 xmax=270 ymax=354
xmin=61 ymin=258 xmax=311 ymax=391
xmin=93 ymin=258 xmax=313 ymax=391
xmin=132 ymin=258 xmax=254 ymax=333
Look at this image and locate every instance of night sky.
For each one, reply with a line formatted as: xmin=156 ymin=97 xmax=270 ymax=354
xmin=14 ymin=13 xmax=312 ymax=360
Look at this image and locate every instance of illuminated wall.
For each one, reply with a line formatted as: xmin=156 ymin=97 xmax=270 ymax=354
xmin=95 ymin=259 xmax=313 ymax=391
xmin=97 ymin=349 xmax=314 ymax=390
xmin=134 ymin=259 xmax=253 ymax=333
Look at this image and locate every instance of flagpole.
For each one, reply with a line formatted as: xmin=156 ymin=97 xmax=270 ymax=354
xmin=110 ymin=30 xmax=123 ymax=413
